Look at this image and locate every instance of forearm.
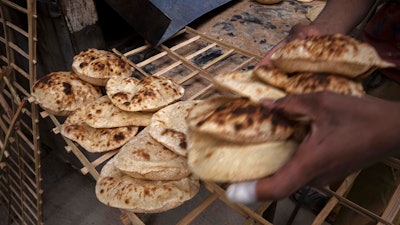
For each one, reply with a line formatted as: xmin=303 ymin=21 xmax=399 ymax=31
xmin=311 ymin=0 xmax=377 ymax=35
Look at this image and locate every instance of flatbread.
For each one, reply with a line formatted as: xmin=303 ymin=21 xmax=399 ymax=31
xmin=187 ymin=128 xmax=298 ymax=182
xmin=61 ymin=106 xmax=139 ymax=153
xmin=106 ymin=76 xmax=185 ymax=112
xmin=270 ymin=34 xmax=395 ymax=78
xmin=61 ymin=124 xmax=138 ymax=153
xmin=254 ymin=67 xmax=365 ymax=96
xmin=114 ymin=128 xmax=191 ymax=181
xmin=213 ymin=70 xmax=286 ymax=101
xmin=187 ymin=97 xmax=297 ymax=143
xmin=31 ymin=71 xmax=102 ymax=116
xmin=253 ymin=67 xmax=289 ymax=90
xmin=96 ymin=157 xmax=200 ymax=213
xmin=149 ymin=100 xmax=202 ymax=156
xmin=84 ymin=96 xmax=153 ymax=128
xmin=72 ymin=48 xmax=134 ymax=86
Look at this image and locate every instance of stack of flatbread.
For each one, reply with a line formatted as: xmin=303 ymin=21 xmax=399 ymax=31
xmin=60 ymin=73 xmax=185 ymax=153
xmin=214 ymin=34 xmax=395 ymax=100
xmin=96 ymin=100 xmax=202 ymax=213
xmin=186 ymin=34 xmax=394 ymax=183
xmin=60 ymin=96 xmax=152 ymax=153
xmin=186 ymin=97 xmax=305 ymax=182
xmin=254 ymin=34 xmax=394 ymax=96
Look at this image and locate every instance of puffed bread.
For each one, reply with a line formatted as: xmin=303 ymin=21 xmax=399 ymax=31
xmin=31 ymin=71 xmax=102 ymax=116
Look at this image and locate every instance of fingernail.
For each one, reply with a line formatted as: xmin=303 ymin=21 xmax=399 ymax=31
xmin=226 ymin=181 xmax=258 ymax=204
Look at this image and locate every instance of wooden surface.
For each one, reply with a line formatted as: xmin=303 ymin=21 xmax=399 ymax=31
xmin=193 ymin=0 xmax=325 ymax=57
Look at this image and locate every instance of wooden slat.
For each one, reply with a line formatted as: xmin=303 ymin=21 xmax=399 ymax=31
xmin=1 ymin=0 xmax=28 ymax=14
xmin=80 ymin=149 xmax=119 ymax=175
xmin=176 ymin=193 xmax=219 ymax=225
xmin=312 ymin=172 xmax=360 ymax=225
xmin=5 ymin=21 xmax=29 ymax=39
xmin=378 ymin=184 xmax=400 ymax=225
xmin=0 ymin=98 xmax=26 ymax=162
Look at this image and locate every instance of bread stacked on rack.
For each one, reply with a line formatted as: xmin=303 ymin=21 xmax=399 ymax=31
xmin=96 ymin=100 xmax=202 ymax=213
xmin=186 ymin=34 xmax=394 ymax=183
xmin=31 ymin=71 xmax=103 ymax=116
xmin=72 ymin=48 xmax=134 ymax=86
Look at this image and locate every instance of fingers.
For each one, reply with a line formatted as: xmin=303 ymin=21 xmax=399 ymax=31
xmin=263 ymin=94 xmax=319 ymax=120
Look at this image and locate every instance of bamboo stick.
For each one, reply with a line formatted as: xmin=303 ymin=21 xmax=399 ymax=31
xmin=1 ymin=0 xmax=29 ymax=13
xmin=378 ymin=184 xmax=400 ymax=225
xmin=312 ymin=172 xmax=360 ymax=225
xmin=112 ymin=48 xmax=149 ymax=77
xmin=176 ymin=193 xmax=219 ymax=225
xmin=5 ymin=21 xmax=29 ymax=39
xmin=0 ymin=98 xmax=26 ymax=162
xmin=319 ymin=188 xmax=393 ymax=225
xmin=185 ymin=26 xmax=262 ymax=60
xmin=80 ymin=149 xmax=119 ymax=175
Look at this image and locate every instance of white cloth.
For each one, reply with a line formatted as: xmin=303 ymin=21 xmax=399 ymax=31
xmin=226 ymin=180 xmax=258 ymax=204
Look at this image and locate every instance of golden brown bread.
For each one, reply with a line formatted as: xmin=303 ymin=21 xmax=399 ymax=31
xmin=149 ymin=100 xmax=202 ymax=156
xmin=213 ymin=70 xmax=286 ymax=101
xmin=31 ymin=71 xmax=102 ymax=116
xmin=270 ymin=34 xmax=395 ymax=78
xmin=187 ymin=128 xmax=298 ymax=182
xmin=187 ymin=97 xmax=297 ymax=143
xmin=84 ymin=96 xmax=153 ymax=128
xmin=254 ymin=67 xmax=365 ymax=96
xmin=114 ymin=128 xmax=191 ymax=181
xmin=61 ymin=105 xmax=139 ymax=153
xmin=72 ymin=48 xmax=134 ymax=86
xmin=95 ymin=157 xmax=200 ymax=213
xmin=106 ymin=75 xmax=185 ymax=112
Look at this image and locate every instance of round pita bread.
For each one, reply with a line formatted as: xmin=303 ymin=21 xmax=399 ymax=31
xmin=254 ymin=67 xmax=365 ymax=96
xmin=213 ymin=70 xmax=286 ymax=101
xmin=61 ymin=106 xmax=139 ymax=153
xmin=106 ymin=76 xmax=185 ymax=112
xmin=270 ymin=34 xmax=395 ymax=78
xmin=187 ymin=97 xmax=296 ymax=143
xmin=31 ymin=71 xmax=102 ymax=116
xmin=72 ymin=48 xmax=134 ymax=86
xmin=96 ymin=158 xmax=200 ymax=213
xmin=187 ymin=128 xmax=298 ymax=182
xmin=61 ymin=124 xmax=139 ymax=153
xmin=114 ymin=128 xmax=191 ymax=181
xmin=149 ymin=100 xmax=202 ymax=156
xmin=84 ymin=96 xmax=153 ymax=128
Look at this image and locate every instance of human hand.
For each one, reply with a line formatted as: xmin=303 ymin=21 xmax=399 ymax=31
xmin=227 ymin=92 xmax=400 ymax=203
xmin=257 ymin=23 xmax=323 ymax=67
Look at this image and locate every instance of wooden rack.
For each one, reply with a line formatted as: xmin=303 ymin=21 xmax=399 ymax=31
xmin=41 ymin=26 xmax=400 ymax=225
xmin=0 ymin=1 xmax=42 ymax=225
xmin=0 ymin=0 xmax=399 ymax=224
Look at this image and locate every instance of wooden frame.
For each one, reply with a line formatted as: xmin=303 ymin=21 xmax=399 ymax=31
xmin=0 ymin=0 xmax=42 ymax=225
xmin=38 ymin=25 xmax=400 ymax=225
